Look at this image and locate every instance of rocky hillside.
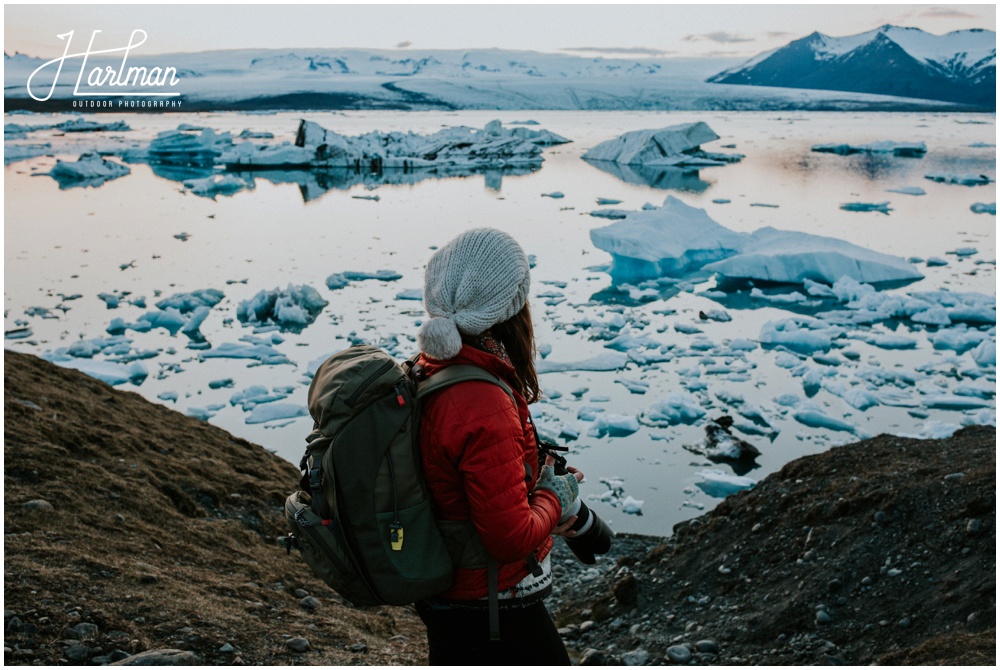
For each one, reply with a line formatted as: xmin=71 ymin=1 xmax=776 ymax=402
xmin=4 ymin=350 xmax=995 ymax=665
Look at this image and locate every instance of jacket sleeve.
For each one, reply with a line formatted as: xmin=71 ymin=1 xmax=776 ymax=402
xmin=440 ymin=384 xmax=562 ymax=563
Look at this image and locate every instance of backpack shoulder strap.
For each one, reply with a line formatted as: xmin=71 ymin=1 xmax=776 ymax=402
xmin=416 ymin=364 xmax=514 ymax=402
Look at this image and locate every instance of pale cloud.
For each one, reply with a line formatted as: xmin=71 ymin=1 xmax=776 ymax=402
xmin=684 ymin=32 xmax=755 ymax=44
xmin=560 ymin=46 xmax=673 ymax=57
xmin=920 ymin=7 xmax=979 ymax=19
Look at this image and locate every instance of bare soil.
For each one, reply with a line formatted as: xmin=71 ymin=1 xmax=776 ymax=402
xmin=4 ymin=350 xmax=996 ymax=665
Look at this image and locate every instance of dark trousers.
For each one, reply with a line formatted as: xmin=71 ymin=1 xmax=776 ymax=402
xmin=415 ymin=599 xmax=571 ymax=666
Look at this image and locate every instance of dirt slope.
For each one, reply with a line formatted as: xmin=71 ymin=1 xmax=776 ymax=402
xmin=4 ymin=350 xmax=996 ymax=665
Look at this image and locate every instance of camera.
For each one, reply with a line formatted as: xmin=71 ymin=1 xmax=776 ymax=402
xmin=539 ymin=441 xmax=615 ymax=565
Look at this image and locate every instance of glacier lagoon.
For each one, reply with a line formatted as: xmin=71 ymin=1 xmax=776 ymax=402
xmin=4 ymin=109 xmax=996 ymax=535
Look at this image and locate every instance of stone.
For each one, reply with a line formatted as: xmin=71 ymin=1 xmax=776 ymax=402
xmin=580 ymin=648 xmax=609 ymax=665
xmin=873 ymin=511 xmax=889 ymax=525
xmin=285 ymin=638 xmax=310 ymax=653
xmin=613 ymin=573 xmax=638 ymax=606
xmin=694 ymin=639 xmax=719 ymax=653
xmin=622 ymin=649 xmax=650 ymax=665
xmin=349 ymin=643 xmax=368 ymax=654
xmin=109 ymin=650 xmax=131 ymax=662
xmin=966 ymin=519 xmax=984 ymax=536
xmin=63 ymin=622 xmax=99 ymax=641
xmin=22 ymin=499 xmax=54 ymax=512
xmin=899 ymin=617 xmax=911 ymax=628
xmin=293 ymin=589 xmax=309 ymax=599
xmin=579 ymin=620 xmax=596 ymax=633
xmin=666 ymin=645 xmax=692 ymax=664
xmin=92 ymin=655 xmax=111 ymax=665
xmin=816 ymin=610 xmax=833 ymax=624
xmin=64 ymin=643 xmax=91 ymax=663
xmin=219 ymin=643 xmax=235 ymax=653
xmin=109 ymin=648 xmax=202 ymax=665
xmin=827 ymin=579 xmax=843 ymax=593
xmin=298 ymin=596 xmax=321 ymax=612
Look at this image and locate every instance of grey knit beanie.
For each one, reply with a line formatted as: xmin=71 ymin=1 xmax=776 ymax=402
xmin=418 ymin=228 xmax=531 ymax=360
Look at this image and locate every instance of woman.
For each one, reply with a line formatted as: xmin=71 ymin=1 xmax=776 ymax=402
xmin=414 ymin=227 xmax=583 ymax=665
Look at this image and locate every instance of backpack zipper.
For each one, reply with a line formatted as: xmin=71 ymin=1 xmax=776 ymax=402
xmin=345 ymin=359 xmax=395 ymax=407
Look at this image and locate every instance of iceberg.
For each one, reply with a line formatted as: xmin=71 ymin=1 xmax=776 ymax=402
xmin=133 ymin=127 xmax=232 ymax=167
xmin=887 ymin=186 xmax=926 ymax=196
xmin=970 ymin=202 xmax=996 ymax=215
xmin=971 ymin=339 xmax=996 ymax=367
xmin=590 ymin=196 xmax=749 ymax=280
xmin=47 ymin=152 xmax=131 ymax=189
xmin=49 ymin=358 xmax=147 ymax=386
xmin=759 ymin=319 xmax=834 ymax=355
xmin=155 ymin=289 xmax=225 ymax=313
xmin=199 ymin=342 xmax=291 ymax=365
xmin=222 ymin=119 xmax=547 ymax=170
xmin=236 ymin=284 xmax=328 ymax=332
xmin=703 ymin=227 xmax=923 ymax=286
xmin=582 ymin=122 xmax=742 ymax=167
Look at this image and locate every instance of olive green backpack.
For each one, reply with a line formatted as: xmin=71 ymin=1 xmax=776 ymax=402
xmin=282 ymin=344 xmax=509 ymax=607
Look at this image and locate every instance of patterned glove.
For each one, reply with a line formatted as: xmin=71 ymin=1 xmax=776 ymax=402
xmin=535 ymin=465 xmax=579 ymax=514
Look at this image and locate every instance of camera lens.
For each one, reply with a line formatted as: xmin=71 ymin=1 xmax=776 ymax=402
xmin=563 ymin=501 xmax=614 ymax=565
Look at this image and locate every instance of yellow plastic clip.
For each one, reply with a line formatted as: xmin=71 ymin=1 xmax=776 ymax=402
xmin=390 ymin=523 xmax=404 ymax=551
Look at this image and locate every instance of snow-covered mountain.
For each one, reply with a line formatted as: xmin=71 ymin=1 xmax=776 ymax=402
xmin=3 ymin=45 xmax=984 ymax=112
xmin=708 ymin=25 xmax=996 ymax=110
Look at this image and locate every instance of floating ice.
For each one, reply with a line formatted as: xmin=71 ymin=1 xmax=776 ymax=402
xmin=840 ymin=202 xmax=892 ymax=214
xmin=922 ymin=394 xmax=993 ymax=411
xmin=760 ymin=319 xmax=834 ymax=355
xmin=200 ymin=342 xmax=291 ymax=365
xmin=47 ymin=152 xmax=131 ymax=188
xmin=157 ymin=391 xmax=178 ymax=403
xmin=860 ymin=333 xmax=918 ymax=350
xmin=792 ymin=408 xmax=860 ymax=434
xmin=641 ymin=393 xmax=706 ymax=426
xmin=223 ymin=119 xmax=548 ymax=169
xmin=237 ymin=284 xmax=328 ymax=332
xmin=694 ymin=469 xmax=756 ymax=498
xmin=615 ymin=378 xmax=650 ymax=394
xmin=187 ymin=404 xmax=226 ymax=421
xmin=230 ymin=384 xmax=292 ymax=410
xmin=537 ymin=352 xmax=629 ymax=374
xmin=924 ymin=173 xmax=994 ymax=186
xmin=589 ymin=209 xmax=631 ymax=220
xmin=970 ymin=202 xmax=996 ymax=215
xmin=926 ymin=257 xmax=948 ymax=267
xmin=588 ymin=413 xmax=640 ymax=437
xmin=128 ymin=128 xmax=232 ymax=167
xmin=245 ymin=403 xmax=309 ymax=424
xmin=622 ymin=496 xmax=644 ymax=515
xmin=395 ymin=288 xmax=423 ymax=301
xmin=971 ymin=339 xmax=996 ymax=367
xmin=812 ymin=141 xmax=926 ymax=157
xmin=47 ymin=358 xmax=147 ymax=386
xmin=583 ymin=122 xmax=742 ymax=167
xmin=596 ymin=197 xmax=623 ymax=206
xmin=704 ymin=227 xmax=922 ymax=286
xmin=156 ymin=289 xmax=225 ymax=313
xmin=209 ymin=378 xmax=234 ymax=389
xmin=541 ymin=191 xmax=565 ymax=199
xmin=341 ymin=270 xmax=403 ymax=282
xmin=590 ymin=196 xmax=749 ymax=280
xmin=183 ymin=174 xmax=249 ymax=198
xmin=887 ymin=186 xmax=926 ymax=196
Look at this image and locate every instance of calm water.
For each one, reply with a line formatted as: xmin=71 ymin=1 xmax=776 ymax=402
xmin=4 ymin=110 xmax=996 ymax=535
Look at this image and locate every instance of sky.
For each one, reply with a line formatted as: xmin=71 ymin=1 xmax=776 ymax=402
xmin=4 ymin=2 xmax=996 ymax=60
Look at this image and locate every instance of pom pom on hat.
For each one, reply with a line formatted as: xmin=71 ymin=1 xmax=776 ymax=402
xmin=417 ymin=316 xmax=463 ymax=360
xmin=420 ymin=228 xmax=531 ymax=359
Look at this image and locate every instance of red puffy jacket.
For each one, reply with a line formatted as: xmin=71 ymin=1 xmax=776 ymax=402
xmin=418 ymin=344 xmax=561 ymax=600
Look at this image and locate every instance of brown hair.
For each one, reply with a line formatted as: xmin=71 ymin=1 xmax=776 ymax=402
xmin=491 ymin=301 xmax=540 ymax=404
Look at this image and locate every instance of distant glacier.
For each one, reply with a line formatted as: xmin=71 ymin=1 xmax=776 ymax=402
xmin=3 ymin=47 xmax=984 ymax=113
